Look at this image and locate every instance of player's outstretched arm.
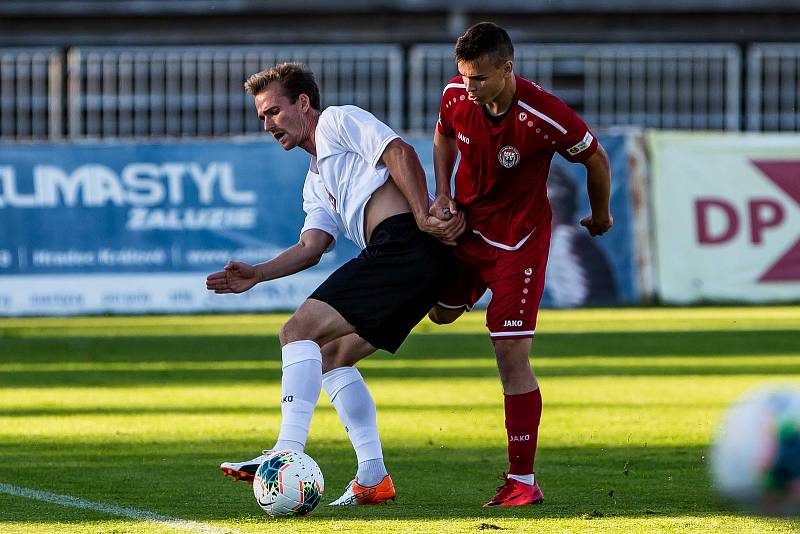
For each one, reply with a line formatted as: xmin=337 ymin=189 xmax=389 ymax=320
xmin=206 ymin=261 xmax=259 ymax=294
xmin=206 ymin=229 xmax=334 ymax=294
xmin=579 ymin=145 xmax=613 ymax=237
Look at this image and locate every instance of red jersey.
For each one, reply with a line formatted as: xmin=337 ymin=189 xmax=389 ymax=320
xmin=437 ymin=75 xmax=598 ymax=250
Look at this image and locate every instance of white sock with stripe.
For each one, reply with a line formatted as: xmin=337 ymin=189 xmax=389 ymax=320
xmin=273 ymin=340 xmax=322 ymax=452
xmin=322 ymin=366 xmax=387 ymax=486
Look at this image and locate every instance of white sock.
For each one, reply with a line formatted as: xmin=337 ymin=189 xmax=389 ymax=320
xmin=273 ymin=340 xmax=322 ymax=452
xmin=508 ymin=473 xmax=535 ymax=485
xmin=322 ymin=367 xmax=387 ymax=486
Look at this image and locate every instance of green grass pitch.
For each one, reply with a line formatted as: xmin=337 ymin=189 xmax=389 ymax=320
xmin=0 ymin=307 xmax=799 ymax=533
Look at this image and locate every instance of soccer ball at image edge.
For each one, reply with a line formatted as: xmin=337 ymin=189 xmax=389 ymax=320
xmin=710 ymin=385 xmax=800 ymax=516
xmin=252 ymin=450 xmax=325 ymax=517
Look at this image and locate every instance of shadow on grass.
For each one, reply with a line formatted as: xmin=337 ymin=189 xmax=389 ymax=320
xmin=0 ymin=441 xmax=749 ymax=522
xmin=2 ymin=330 xmax=799 ymax=363
xmin=2 ymin=441 xmax=798 ymax=530
xmin=2 ymin=362 xmax=800 ymax=389
xmin=0 ymin=331 xmax=798 ymax=389
xmin=0 ymin=399 xmax=734 ymax=417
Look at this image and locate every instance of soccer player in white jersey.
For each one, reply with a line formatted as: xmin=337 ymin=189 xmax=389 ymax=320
xmin=206 ymin=63 xmax=464 ymax=506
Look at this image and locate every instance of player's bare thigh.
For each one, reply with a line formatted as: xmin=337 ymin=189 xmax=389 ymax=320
xmin=428 ymin=304 xmax=467 ymax=325
xmin=321 ymin=333 xmax=377 ymax=373
xmin=279 ymin=298 xmax=356 ymax=347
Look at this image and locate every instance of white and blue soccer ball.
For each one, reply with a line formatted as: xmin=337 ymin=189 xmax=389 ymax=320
xmin=710 ymin=385 xmax=800 ymax=516
xmin=252 ymin=450 xmax=324 ymax=517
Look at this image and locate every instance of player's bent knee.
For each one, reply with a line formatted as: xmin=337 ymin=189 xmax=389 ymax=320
xmin=428 ymin=305 xmax=465 ymax=325
xmin=279 ymin=315 xmax=311 ymax=346
xmin=280 ymin=299 xmax=348 ymax=346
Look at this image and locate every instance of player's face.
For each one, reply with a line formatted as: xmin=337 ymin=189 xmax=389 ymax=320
xmin=254 ymin=83 xmax=309 ymax=150
xmin=457 ymin=55 xmax=512 ymax=105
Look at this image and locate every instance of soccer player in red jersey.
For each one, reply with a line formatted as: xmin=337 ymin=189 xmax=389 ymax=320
xmin=428 ymin=22 xmax=613 ymax=507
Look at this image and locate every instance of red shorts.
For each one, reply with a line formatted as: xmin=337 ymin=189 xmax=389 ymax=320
xmin=438 ymin=220 xmax=551 ymax=340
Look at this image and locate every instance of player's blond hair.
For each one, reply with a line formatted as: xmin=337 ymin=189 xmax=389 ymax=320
xmin=244 ymin=62 xmax=321 ymax=110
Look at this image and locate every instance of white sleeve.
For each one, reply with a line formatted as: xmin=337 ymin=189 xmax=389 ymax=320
xmin=300 ymin=176 xmax=339 ymax=251
xmin=323 ymin=107 xmax=400 ymax=169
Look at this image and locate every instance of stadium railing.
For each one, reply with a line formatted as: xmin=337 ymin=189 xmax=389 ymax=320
xmin=0 ymin=47 xmax=62 ymax=140
xmin=5 ymin=43 xmax=800 ymax=139
xmin=66 ymin=45 xmax=404 ymax=138
xmin=409 ymin=44 xmax=742 ymax=132
xmin=747 ymin=43 xmax=800 ymax=131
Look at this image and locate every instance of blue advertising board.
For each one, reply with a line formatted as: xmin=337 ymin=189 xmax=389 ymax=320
xmin=0 ymin=133 xmax=638 ymax=315
xmin=0 ymin=139 xmax=358 ymax=274
xmin=542 ymin=134 xmax=638 ymax=306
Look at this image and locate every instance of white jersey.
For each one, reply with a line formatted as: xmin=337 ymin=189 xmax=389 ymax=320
xmin=299 ymin=105 xmax=399 ymax=250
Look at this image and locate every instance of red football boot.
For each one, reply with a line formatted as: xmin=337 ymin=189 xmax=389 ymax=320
xmin=483 ymin=475 xmax=544 ymax=507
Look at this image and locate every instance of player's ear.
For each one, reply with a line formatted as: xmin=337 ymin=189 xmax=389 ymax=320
xmin=298 ymin=93 xmax=310 ymax=112
xmin=503 ymin=60 xmax=513 ymax=77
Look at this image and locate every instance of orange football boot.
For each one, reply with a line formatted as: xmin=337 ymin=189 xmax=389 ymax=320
xmin=328 ymin=475 xmax=396 ymax=506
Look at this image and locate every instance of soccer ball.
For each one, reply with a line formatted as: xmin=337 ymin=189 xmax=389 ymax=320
xmin=252 ymin=450 xmax=324 ymax=517
xmin=710 ymin=385 xmax=800 ymax=516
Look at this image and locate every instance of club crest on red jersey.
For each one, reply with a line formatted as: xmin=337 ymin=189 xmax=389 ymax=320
xmin=498 ymin=145 xmax=521 ymax=168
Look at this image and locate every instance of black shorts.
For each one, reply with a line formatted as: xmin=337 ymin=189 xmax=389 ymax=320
xmin=309 ymin=213 xmax=453 ymax=353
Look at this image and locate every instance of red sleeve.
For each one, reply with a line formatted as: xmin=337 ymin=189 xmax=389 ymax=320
xmin=436 ymin=76 xmax=461 ymax=138
xmin=543 ymin=93 xmax=598 ymax=163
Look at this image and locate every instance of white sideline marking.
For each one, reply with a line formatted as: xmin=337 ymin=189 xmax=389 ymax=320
xmin=0 ymin=482 xmax=242 ymax=534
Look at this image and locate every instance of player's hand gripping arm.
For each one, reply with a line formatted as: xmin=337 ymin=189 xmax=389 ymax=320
xmin=579 ymin=144 xmax=614 ymax=237
xmin=430 ymin=129 xmax=460 ymax=221
xmin=380 ymin=138 xmax=465 ymax=245
xmin=206 ymin=229 xmax=333 ymax=294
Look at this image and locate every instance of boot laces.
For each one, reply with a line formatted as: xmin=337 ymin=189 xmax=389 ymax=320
xmin=493 ymin=473 xmax=519 ymax=500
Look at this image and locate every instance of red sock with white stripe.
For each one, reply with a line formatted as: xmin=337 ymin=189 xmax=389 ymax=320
xmin=504 ymin=388 xmax=542 ymax=484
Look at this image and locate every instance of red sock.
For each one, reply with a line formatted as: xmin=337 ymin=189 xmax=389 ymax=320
xmin=504 ymin=388 xmax=542 ymax=475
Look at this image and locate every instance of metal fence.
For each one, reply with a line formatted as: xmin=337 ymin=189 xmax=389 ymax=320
xmin=409 ymin=44 xmax=742 ymax=131
xmin=3 ymin=43 xmax=800 ymax=139
xmin=0 ymin=48 xmax=62 ymax=140
xmin=66 ymin=45 xmax=404 ymax=138
xmin=747 ymin=44 xmax=800 ymax=131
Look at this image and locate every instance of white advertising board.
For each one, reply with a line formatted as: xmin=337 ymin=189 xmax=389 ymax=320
xmin=647 ymin=131 xmax=800 ymax=303
xmin=0 ymin=272 xmax=332 ymax=316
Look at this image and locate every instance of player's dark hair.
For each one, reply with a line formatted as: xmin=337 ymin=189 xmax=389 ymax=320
xmin=455 ymin=22 xmax=514 ymax=66
xmin=244 ymin=62 xmax=321 ymax=110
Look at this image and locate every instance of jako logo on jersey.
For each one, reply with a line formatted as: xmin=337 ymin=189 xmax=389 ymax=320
xmin=518 ymin=112 xmax=527 ymax=121
xmin=503 ymin=320 xmax=524 ymax=327
xmin=524 ymin=267 xmax=533 ymax=276
xmin=498 ymin=145 xmax=521 ymax=168
xmin=282 ymin=395 xmax=293 ymax=403
xmin=457 ymin=132 xmax=470 ymax=144
xmin=509 ymin=434 xmax=530 ymax=442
